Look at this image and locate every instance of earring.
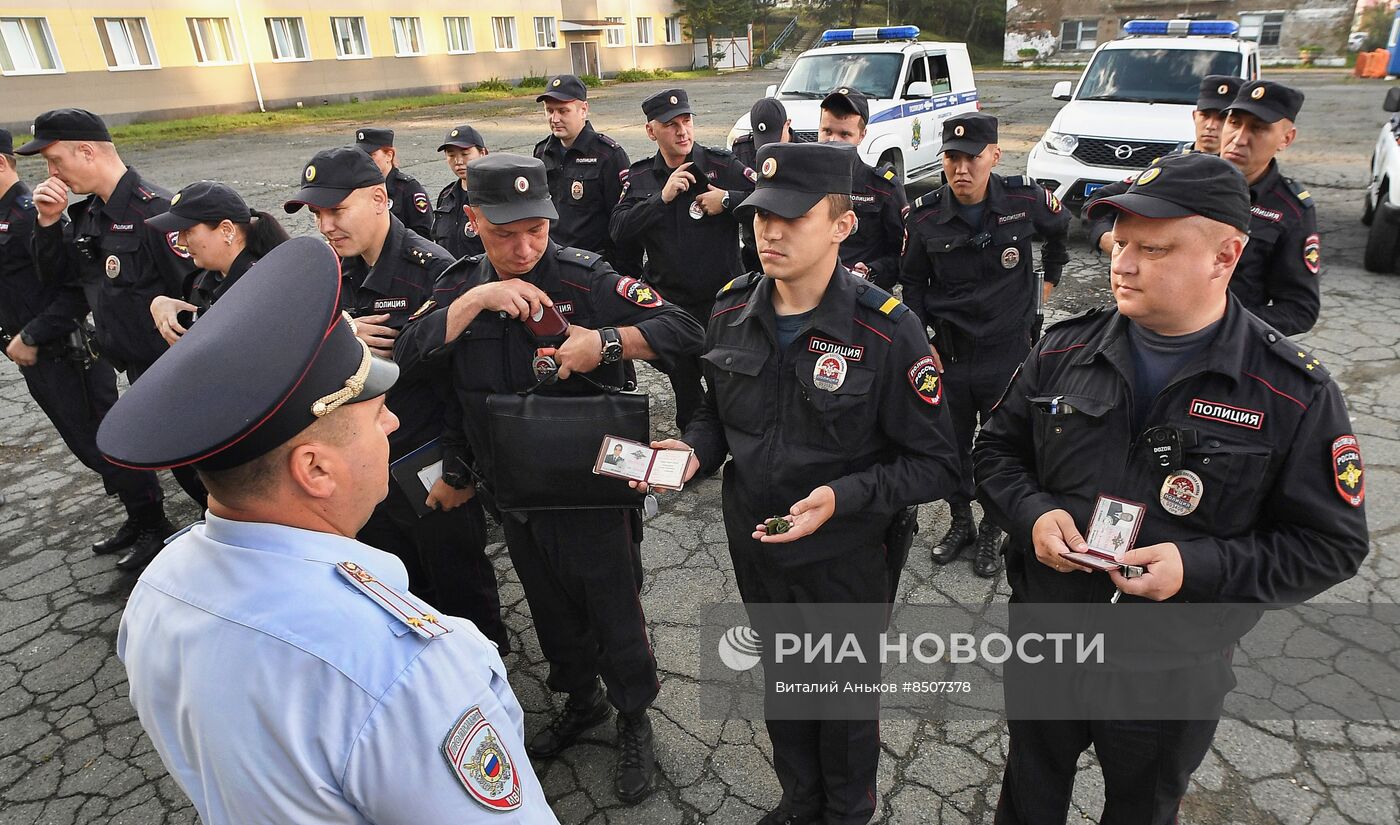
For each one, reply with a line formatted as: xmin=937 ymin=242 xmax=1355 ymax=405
xmin=224 ymin=235 xmax=233 ymax=245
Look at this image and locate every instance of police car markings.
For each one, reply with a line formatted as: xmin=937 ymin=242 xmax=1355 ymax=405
xmin=867 ymin=90 xmax=980 ymax=125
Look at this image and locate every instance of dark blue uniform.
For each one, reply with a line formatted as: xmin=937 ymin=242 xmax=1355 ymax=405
xmin=386 ymin=167 xmax=432 ymax=238
xmin=430 ymin=181 xmax=483 ymax=260
xmin=534 ymin=122 xmax=639 ymax=275
xmin=841 ymin=160 xmax=908 ymax=290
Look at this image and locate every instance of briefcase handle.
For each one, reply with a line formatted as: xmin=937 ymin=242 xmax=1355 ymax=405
xmin=519 ymin=369 xmax=630 ymax=397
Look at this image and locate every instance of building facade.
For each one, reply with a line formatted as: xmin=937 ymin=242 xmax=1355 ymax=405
xmin=1005 ymin=0 xmax=1353 ymax=64
xmin=1 ymin=0 xmax=690 ymax=127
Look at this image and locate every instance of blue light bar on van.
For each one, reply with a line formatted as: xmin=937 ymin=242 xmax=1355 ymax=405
xmin=820 ymin=26 xmax=921 ymax=43
xmin=1122 ymin=19 xmax=1240 ymax=37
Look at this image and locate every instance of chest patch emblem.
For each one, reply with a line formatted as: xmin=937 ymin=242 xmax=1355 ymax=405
xmin=813 ymin=353 xmax=847 ymax=392
xmin=1188 ymin=398 xmax=1263 ymax=430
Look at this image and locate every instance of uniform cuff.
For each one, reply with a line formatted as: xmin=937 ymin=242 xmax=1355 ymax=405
xmin=1176 ymin=538 xmax=1223 ymax=602
xmin=828 ymin=475 xmax=870 ymax=518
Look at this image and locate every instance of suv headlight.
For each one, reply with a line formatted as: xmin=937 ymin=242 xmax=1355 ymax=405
xmin=1043 ymin=132 xmax=1079 ymax=155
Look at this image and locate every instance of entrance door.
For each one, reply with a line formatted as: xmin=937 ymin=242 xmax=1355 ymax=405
xmin=570 ymin=40 xmax=599 ymax=76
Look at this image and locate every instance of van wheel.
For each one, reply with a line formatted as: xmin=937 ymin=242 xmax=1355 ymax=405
xmin=880 ymin=151 xmax=904 ymax=184
xmin=1363 ymin=204 xmax=1399 ymax=273
xmin=1362 ymin=159 xmax=1377 ymax=226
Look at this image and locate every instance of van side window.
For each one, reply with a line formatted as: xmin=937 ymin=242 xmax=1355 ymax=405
xmin=902 ymin=54 xmax=927 ymax=97
xmin=928 ymin=54 xmax=952 ymax=94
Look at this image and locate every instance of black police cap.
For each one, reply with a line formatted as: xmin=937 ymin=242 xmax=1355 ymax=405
xmin=1197 ymin=75 xmax=1242 ymax=113
xmin=284 ymin=147 xmax=386 ymax=213
xmin=537 ymin=74 xmax=588 ymax=103
xmin=749 ymin=98 xmax=788 ymax=150
xmin=439 ymin=124 xmax=486 ymax=152
xmin=735 ymin=142 xmax=855 ymax=220
xmin=1226 ymin=80 xmax=1304 ymax=124
xmin=0 ymin=129 xmax=12 ymax=156
xmin=642 ymin=88 xmax=694 ymax=124
xmin=354 ymin=126 xmax=394 ymax=151
xmin=466 ymin=153 xmax=558 ymax=224
xmin=16 ymin=108 xmax=112 ymax=155
xmin=942 ymin=113 xmax=998 ymax=156
xmin=146 ymin=181 xmax=254 ymax=232
xmin=821 ymin=87 xmax=870 ymax=124
xmin=1086 ymin=152 xmax=1251 ymax=233
xmin=96 ymin=236 xmax=397 ymax=472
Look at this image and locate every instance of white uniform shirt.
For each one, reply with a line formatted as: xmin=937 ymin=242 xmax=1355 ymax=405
xmin=117 ymin=513 xmax=557 ymax=824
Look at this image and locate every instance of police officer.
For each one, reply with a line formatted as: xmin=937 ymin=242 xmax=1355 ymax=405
xmin=1219 ymin=79 xmax=1319 ymax=335
xmin=432 ymin=124 xmax=488 ymax=259
xmin=653 ymin=142 xmax=958 ymax=824
xmin=106 ymin=237 xmax=557 ymax=824
xmin=974 ymin=153 xmax=1368 ymax=824
xmin=533 ymin=74 xmax=639 ymax=275
xmin=355 ymin=126 xmax=433 ymax=238
xmin=395 ymin=154 xmax=703 ymax=804
xmin=1085 ymin=74 xmax=1242 ymax=253
xmin=0 ymin=127 xmax=171 ymax=567
xmin=146 ymin=181 xmax=291 ymax=344
xmin=611 ymin=88 xmax=756 ymax=429
xmin=737 ymin=97 xmax=792 ymax=272
xmin=900 ymin=113 xmax=1069 ymax=578
xmin=819 ymin=88 xmax=908 ymax=289
xmin=284 ymin=147 xmax=509 ymax=652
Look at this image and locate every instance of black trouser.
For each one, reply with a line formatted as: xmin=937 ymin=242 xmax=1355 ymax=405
xmin=668 ymin=301 xmax=713 ymax=431
xmin=357 ymin=483 xmax=507 ymax=652
xmin=939 ymin=328 xmax=1031 ymax=507
xmin=126 ymin=359 xmax=207 ymax=508
xmin=501 ymin=508 xmax=658 ymax=714
xmin=995 ymin=717 xmax=1219 ymax=825
xmin=20 ymin=356 xmax=163 ymax=506
xmin=727 ymin=503 xmax=887 ymax=825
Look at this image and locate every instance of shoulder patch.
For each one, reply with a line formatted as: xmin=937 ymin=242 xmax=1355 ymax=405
xmin=616 ymin=276 xmax=664 ymax=307
xmin=165 ymin=231 xmax=192 ymax=260
xmin=335 ymin=561 xmax=451 ymax=639
xmin=413 ymin=191 xmax=431 ymax=213
xmin=716 ymin=271 xmax=761 ymax=299
xmin=557 ymin=246 xmax=604 ymax=269
xmin=1269 ymin=335 xmax=1329 ymax=382
xmin=856 ymin=283 xmax=909 ymax=322
xmin=442 ymin=705 xmax=524 ymax=811
xmin=1284 ymin=177 xmax=1314 ymax=208
xmin=908 ymin=356 xmax=943 ymax=405
xmin=1331 ymin=435 xmax=1365 ymax=508
xmin=409 ymin=299 xmax=437 ymax=321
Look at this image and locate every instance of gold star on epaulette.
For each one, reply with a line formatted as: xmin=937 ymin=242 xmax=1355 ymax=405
xmin=1296 ymin=350 xmax=1320 ymax=370
xmin=407 ymin=617 xmax=423 ymax=628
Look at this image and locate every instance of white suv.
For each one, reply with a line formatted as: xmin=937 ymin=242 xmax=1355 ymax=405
xmin=1363 ymin=86 xmax=1400 ymax=273
xmin=727 ymin=26 xmax=979 ymax=184
xmin=1026 ymin=19 xmax=1258 ymax=215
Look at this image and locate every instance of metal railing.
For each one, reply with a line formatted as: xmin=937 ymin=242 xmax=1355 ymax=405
xmin=756 ymin=17 xmax=799 ymax=67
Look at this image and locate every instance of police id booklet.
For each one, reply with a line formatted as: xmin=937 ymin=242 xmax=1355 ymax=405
xmin=1061 ymin=494 xmax=1146 ymax=572
xmin=593 ymin=435 xmax=693 ymax=492
xmin=389 ymin=438 xmax=444 ymax=517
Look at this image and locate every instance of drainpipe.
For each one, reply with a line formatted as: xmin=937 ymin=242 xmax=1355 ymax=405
xmin=629 ymin=0 xmax=638 ymax=70
xmin=233 ymin=0 xmax=266 ymax=112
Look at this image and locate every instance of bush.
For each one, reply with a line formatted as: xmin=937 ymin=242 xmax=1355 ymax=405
xmin=614 ymin=68 xmax=653 ymax=82
xmin=579 ymin=73 xmax=603 ymax=88
xmin=517 ymin=73 xmax=548 ymax=88
xmin=474 ymin=77 xmax=512 ymax=92
xmin=652 ymin=68 xmax=673 ymax=79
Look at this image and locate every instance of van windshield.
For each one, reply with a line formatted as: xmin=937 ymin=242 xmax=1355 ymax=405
xmin=779 ymin=53 xmax=904 ymax=99
xmin=1076 ymin=48 xmax=1243 ymax=104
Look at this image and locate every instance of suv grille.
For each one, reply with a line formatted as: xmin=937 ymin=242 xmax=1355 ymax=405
xmin=1072 ymin=138 xmax=1178 ymax=169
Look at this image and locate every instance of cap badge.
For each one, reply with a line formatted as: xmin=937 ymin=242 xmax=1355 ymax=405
xmin=1251 ymin=86 xmax=1265 ymax=100
xmin=838 ymin=87 xmax=850 ymax=95
xmin=304 ymin=165 xmax=317 ymax=182
xmin=1136 ymin=167 xmax=1162 ymax=186
xmin=757 ymin=122 xmax=767 ymax=132
xmin=761 ymin=157 xmax=777 ymax=178
xmin=1217 ymin=83 xmax=1229 ymax=95
xmin=954 ymin=125 xmax=965 ymax=137
xmin=357 ymin=131 xmax=365 ymax=140
xmin=451 ymin=129 xmax=460 ymax=137
xmin=170 ymin=192 xmax=182 ymax=205
xmin=552 ymin=78 xmax=562 ymax=87
xmin=514 ymin=176 xmax=530 ymax=193
xmin=669 ymin=95 xmax=678 ymax=105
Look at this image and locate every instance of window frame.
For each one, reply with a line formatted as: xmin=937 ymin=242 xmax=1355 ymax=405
xmin=94 ymin=16 xmax=160 ymax=71
xmin=187 ymin=16 xmax=238 ymax=66
xmin=605 ymin=16 xmax=625 ymax=48
xmin=1059 ymin=18 xmax=1098 ymax=52
xmin=1239 ymin=13 xmax=1284 ymax=47
xmin=636 ymin=17 xmax=654 ymax=47
xmin=265 ymin=16 xmax=310 ymax=62
xmin=390 ymin=16 xmax=425 ymax=57
xmin=492 ymin=16 xmax=518 ymax=51
xmin=330 ymin=16 xmax=371 ymax=60
xmin=444 ymin=16 xmax=475 ymax=54
xmin=0 ymin=16 xmax=63 ymax=76
xmin=664 ymin=16 xmax=682 ymax=44
xmin=534 ymin=16 xmax=557 ymax=50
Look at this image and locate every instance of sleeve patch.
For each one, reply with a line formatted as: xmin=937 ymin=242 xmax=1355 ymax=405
xmin=1046 ymin=189 xmax=1062 ymax=214
xmin=442 ymin=706 xmax=524 ymax=811
xmin=409 ymin=299 xmax=437 ymax=320
xmin=166 ymin=230 xmax=192 ymax=260
xmin=413 ymin=192 xmax=431 ymax=213
xmin=1332 ymin=434 xmax=1364 ymax=508
xmin=616 ymin=276 xmax=664 ymax=307
xmin=908 ymin=356 xmax=942 ymax=405
xmin=1303 ymin=233 xmax=1320 ymax=275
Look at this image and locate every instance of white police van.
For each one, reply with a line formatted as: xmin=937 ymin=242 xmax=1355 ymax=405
xmin=1026 ymin=19 xmax=1259 ymax=215
xmin=727 ymin=26 xmax=979 ymax=184
xmin=1362 ymin=86 xmax=1400 ymax=273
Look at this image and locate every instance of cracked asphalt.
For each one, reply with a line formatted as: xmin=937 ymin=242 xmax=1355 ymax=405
xmin=1 ymin=68 xmax=1397 ymax=824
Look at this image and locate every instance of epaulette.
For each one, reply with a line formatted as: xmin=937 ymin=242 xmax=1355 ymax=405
xmin=706 ymin=145 xmax=735 ymax=158
xmin=558 ymin=246 xmax=605 ymax=270
xmin=1002 ymin=175 xmax=1031 ymax=189
xmin=406 ymin=244 xmax=437 ymax=267
xmin=1044 ymin=305 xmax=1108 ymax=334
xmin=598 ymin=133 xmax=622 ymax=150
xmin=532 ymin=135 xmax=550 ymax=151
xmin=437 ymin=180 xmax=457 ymax=198
xmin=877 ymin=162 xmax=898 ymax=183
xmin=335 ymin=561 xmax=452 ymax=640
xmin=855 ymin=282 xmax=909 ymax=323
xmin=16 ymin=193 xmax=33 ymax=211
xmin=715 ymin=271 xmax=761 ymax=299
xmin=1284 ymin=177 xmax=1314 ymax=209
xmin=134 ymin=184 xmax=157 ymax=203
xmin=912 ymin=189 xmax=943 ymax=211
xmin=1268 ymin=333 xmax=1329 ymax=382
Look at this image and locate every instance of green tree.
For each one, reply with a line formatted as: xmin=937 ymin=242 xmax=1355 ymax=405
xmin=678 ymin=0 xmax=752 ymax=67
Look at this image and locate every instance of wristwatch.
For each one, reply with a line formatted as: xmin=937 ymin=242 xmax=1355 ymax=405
xmin=599 ymin=327 xmax=623 ymax=365
xmin=19 ymin=329 xmax=37 ymax=347
xmin=721 ymin=193 xmax=731 ymax=211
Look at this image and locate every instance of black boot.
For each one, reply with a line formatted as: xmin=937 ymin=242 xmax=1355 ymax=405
xmin=757 ymin=807 xmax=817 ymax=825
xmin=614 ymin=709 xmax=657 ymax=804
xmin=115 ymin=517 xmax=177 ymax=572
xmin=527 ymin=681 xmax=610 ymax=758
xmin=931 ymin=503 xmax=975 ymax=565
xmin=95 ymin=500 xmax=167 ymax=555
xmin=973 ymin=519 xmax=1005 ymax=579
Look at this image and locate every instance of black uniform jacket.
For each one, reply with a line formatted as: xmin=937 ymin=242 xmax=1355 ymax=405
xmin=900 ymin=174 xmax=1069 ymax=342
xmin=534 ymin=122 xmax=639 ymax=275
xmin=684 ymin=267 xmax=960 ymax=567
xmin=32 ymin=167 xmax=194 ymax=369
xmin=187 ymin=248 xmax=257 ymax=316
xmin=973 ymin=298 xmax=1368 ymax=611
xmin=0 ymin=181 xmax=86 ymax=354
xmin=841 ymin=160 xmax=908 ymax=290
xmin=387 ymin=167 xmax=433 ymax=238
xmin=1233 ymin=161 xmax=1320 ymax=335
xmin=431 ymin=181 xmax=484 ymax=260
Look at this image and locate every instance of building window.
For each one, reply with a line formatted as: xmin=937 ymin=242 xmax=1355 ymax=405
xmin=391 ymin=17 xmax=424 ymax=56
xmin=331 ymin=16 xmax=370 ymax=59
xmin=636 ymin=17 xmax=654 ymax=46
xmin=665 ymin=16 xmax=683 ymax=44
xmin=534 ymin=17 xmax=557 ymax=49
xmin=445 ymin=17 xmax=474 ymax=54
xmin=492 ymin=17 xmax=517 ymax=51
xmin=187 ymin=17 xmax=237 ymax=65
xmin=1059 ymin=19 xmax=1098 ymax=51
xmin=605 ymin=17 xmax=624 ymax=47
xmin=0 ymin=17 xmax=62 ymax=75
xmin=95 ymin=17 xmax=158 ymax=70
xmin=266 ymin=17 xmax=309 ymax=61
xmin=1239 ymin=13 xmax=1284 ymax=47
